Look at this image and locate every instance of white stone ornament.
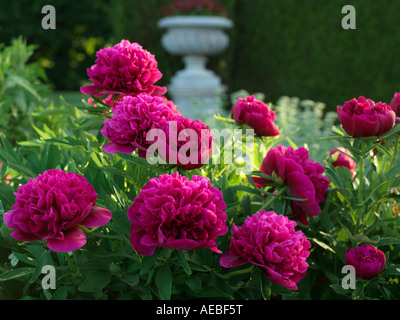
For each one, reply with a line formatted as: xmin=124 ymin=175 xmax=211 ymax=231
xmin=158 ymin=16 xmax=233 ymax=120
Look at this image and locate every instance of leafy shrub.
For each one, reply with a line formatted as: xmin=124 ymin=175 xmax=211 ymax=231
xmin=0 ymin=40 xmax=400 ymax=301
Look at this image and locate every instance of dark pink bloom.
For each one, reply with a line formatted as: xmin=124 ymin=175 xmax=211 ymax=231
xmin=253 ymin=145 xmax=329 ymax=225
xmin=80 ymin=40 xmax=166 ymax=99
xmin=345 ymin=244 xmax=386 ymax=279
xmin=3 ymin=169 xmax=112 ymax=252
xmin=231 ymin=95 xmax=279 ymax=137
xmin=220 ymin=210 xmax=311 ymax=291
xmin=156 ymin=117 xmax=213 ymax=170
xmin=161 ymin=0 xmax=228 ymax=16
xmin=101 ymin=93 xmax=175 ymax=157
xmin=329 ymin=147 xmax=356 ymax=177
xmin=390 ymin=92 xmax=400 ymax=117
xmin=127 ymin=172 xmax=228 ymax=255
xmin=337 ymin=96 xmax=395 ymax=138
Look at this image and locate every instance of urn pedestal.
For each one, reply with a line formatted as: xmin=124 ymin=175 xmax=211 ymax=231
xmin=158 ymin=16 xmax=233 ymax=120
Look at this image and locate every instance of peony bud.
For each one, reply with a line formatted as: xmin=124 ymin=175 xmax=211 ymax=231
xmin=345 ymin=244 xmax=386 ymax=280
xmin=231 ymin=95 xmax=279 ymax=137
xmin=337 ymin=96 xmax=395 ymax=138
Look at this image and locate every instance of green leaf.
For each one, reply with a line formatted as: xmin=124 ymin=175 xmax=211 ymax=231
xmin=120 ymin=274 xmax=139 ymax=287
xmin=29 ymin=250 xmax=52 ymax=283
xmin=140 ymin=249 xmax=161 ymax=276
xmin=377 ymin=237 xmax=400 ymax=246
xmin=0 ymin=267 xmax=34 ymax=282
xmin=78 ymin=272 xmax=112 ymax=292
xmin=51 ymin=286 xmax=69 ymax=300
xmin=260 ymin=274 xmax=271 ymax=300
xmin=175 ymin=250 xmax=192 ymax=276
xmin=156 ymin=264 xmax=172 ymax=300
xmin=310 ymin=238 xmax=336 ymax=254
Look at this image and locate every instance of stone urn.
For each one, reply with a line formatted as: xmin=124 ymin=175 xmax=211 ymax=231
xmin=158 ymin=15 xmax=233 ymax=120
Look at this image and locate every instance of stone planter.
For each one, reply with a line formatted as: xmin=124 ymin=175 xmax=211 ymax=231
xmin=158 ymin=16 xmax=233 ymax=120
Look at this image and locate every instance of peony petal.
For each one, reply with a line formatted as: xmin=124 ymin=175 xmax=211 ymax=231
xmin=79 ymin=206 xmax=112 ymax=228
xmin=220 ymin=252 xmax=249 ymax=268
xmin=263 ymin=267 xmax=299 ymax=291
xmin=10 ymin=229 xmax=42 ymax=242
xmin=80 ymin=85 xmax=103 ymax=97
xmin=47 ymin=227 xmax=87 ymax=252
xmin=102 ymin=142 xmax=136 ymax=155
xmin=130 ymin=231 xmax=157 ymax=256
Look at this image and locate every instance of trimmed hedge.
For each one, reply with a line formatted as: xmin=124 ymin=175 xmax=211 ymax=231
xmin=1 ymin=0 xmax=399 ymax=111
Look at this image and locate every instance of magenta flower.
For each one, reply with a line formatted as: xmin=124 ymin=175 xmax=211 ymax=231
xmin=329 ymin=147 xmax=356 ymax=177
xmin=101 ymin=93 xmax=176 ymax=157
xmin=253 ymin=145 xmax=329 ymax=225
xmin=345 ymin=244 xmax=386 ymax=280
xmin=161 ymin=0 xmax=228 ymax=16
xmin=220 ymin=210 xmax=311 ymax=291
xmin=231 ymin=95 xmax=280 ymax=137
xmin=157 ymin=116 xmax=213 ymax=170
xmin=390 ymin=92 xmax=400 ymax=117
xmin=337 ymin=96 xmax=395 ymax=138
xmin=80 ymin=40 xmax=167 ymax=99
xmin=3 ymin=169 xmax=112 ymax=252
xmin=127 ymin=172 xmax=228 ymax=255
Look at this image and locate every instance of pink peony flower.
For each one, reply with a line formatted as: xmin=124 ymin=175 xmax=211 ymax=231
xmin=345 ymin=244 xmax=386 ymax=279
xmin=231 ymin=95 xmax=279 ymax=137
xmin=3 ymin=169 xmax=112 ymax=252
xmin=101 ymin=93 xmax=176 ymax=157
xmin=390 ymin=92 xmax=400 ymax=117
xmin=127 ymin=172 xmax=228 ymax=255
xmin=337 ymin=96 xmax=395 ymax=138
xmin=154 ymin=116 xmax=213 ymax=171
xmin=253 ymin=145 xmax=329 ymax=225
xmin=220 ymin=210 xmax=311 ymax=291
xmin=329 ymin=147 xmax=356 ymax=177
xmin=80 ymin=40 xmax=167 ymax=99
xmin=161 ymin=0 xmax=228 ymax=16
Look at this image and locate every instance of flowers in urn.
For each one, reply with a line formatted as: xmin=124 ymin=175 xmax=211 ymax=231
xmin=160 ymin=0 xmax=228 ymax=17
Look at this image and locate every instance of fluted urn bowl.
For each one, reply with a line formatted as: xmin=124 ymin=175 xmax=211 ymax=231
xmin=158 ymin=16 xmax=233 ymax=56
xmin=158 ymin=16 xmax=233 ymax=120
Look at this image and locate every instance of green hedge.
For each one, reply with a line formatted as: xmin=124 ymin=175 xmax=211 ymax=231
xmin=1 ymin=0 xmax=400 ymax=112
xmin=230 ymin=0 xmax=400 ymax=111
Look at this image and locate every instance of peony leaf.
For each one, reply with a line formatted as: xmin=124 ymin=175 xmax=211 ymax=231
xmin=0 ymin=267 xmax=34 ymax=282
xmin=78 ymin=272 xmax=111 ymax=293
xmin=175 ymin=250 xmax=192 ymax=276
xmin=156 ymin=264 xmax=172 ymax=300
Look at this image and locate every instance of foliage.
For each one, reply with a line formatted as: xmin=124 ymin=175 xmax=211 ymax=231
xmin=1 ymin=86 xmax=400 ymax=300
xmin=1 ymin=37 xmax=400 ymax=301
xmin=2 ymin=0 xmax=400 ymax=111
xmin=0 ymin=37 xmax=51 ymax=144
xmin=0 ymin=0 xmax=113 ymax=91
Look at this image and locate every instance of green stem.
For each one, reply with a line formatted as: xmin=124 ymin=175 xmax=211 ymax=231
xmin=259 ymin=187 xmax=287 ymax=211
xmin=388 ymin=135 xmax=399 ymax=170
xmin=221 ymin=265 xmax=255 ymax=279
xmin=64 ymin=252 xmax=79 ymax=278
xmin=357 ymin=140 xmax=365 ymax=205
